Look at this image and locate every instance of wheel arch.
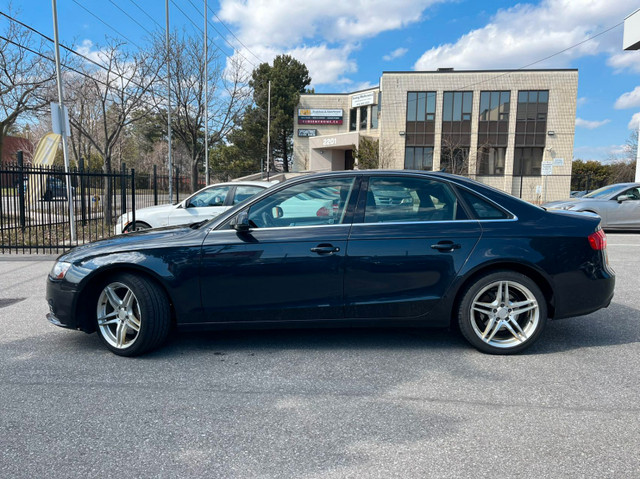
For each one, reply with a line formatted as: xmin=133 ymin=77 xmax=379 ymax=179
xmin=448 ymin=261 xmax=555 ymax=328
xmin=75 ymin=264 xmax=177 ymax=333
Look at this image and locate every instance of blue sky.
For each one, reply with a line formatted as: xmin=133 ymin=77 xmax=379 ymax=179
xmin=2 ymin=0 xmax=640 ymax=162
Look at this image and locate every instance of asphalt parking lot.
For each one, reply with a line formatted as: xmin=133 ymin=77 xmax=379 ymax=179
xmin=1 ymin=234 xmax=639 ymax=478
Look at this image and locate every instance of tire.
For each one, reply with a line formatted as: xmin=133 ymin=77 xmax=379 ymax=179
xmin=95 ymin=273 xmax=170 ymax=356
xmin=123 ymin=221 xmax=152 ymax=233
xmin=457 ymin=271 xmax=547 ymax=355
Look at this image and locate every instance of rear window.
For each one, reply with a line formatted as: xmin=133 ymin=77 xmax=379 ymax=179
xmin=457 ymin=188 xmax=510 ymax=219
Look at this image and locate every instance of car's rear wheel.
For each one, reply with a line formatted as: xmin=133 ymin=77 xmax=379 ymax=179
xmin=458 ymin=271 xmax=547 ymax=354
xmin=123 ymin=221 xmax=152 ymax=233
xmin=95 ymin=273 xmax=170 ymax=356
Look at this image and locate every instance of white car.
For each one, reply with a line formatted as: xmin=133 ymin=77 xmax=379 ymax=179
xmin=116 ymin=180 xmax=275 ymax=234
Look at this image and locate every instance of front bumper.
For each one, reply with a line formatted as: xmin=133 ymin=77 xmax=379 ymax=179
xmin=46 ymin=277 xmax=80 ymax=330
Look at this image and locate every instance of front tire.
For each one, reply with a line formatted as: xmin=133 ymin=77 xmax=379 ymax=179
xmin=95 ymin=273 xmax=170 ymax=356
xmin=457 ymin=271 xmax=547 ymax=354
xmin=123 ymin=221 xmax=152 ymax=233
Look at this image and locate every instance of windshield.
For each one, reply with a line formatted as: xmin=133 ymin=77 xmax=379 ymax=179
xmin=583 ymin=185 xmax=624 ymax=199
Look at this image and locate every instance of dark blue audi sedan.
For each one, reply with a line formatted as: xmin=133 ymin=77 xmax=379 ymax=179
xmin=46 ymin=171 xmax=615 ymax=356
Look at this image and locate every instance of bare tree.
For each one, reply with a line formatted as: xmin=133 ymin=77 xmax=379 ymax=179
xmin=440 ymin=135 xmax=471 ymax=175
xmin=153 ymin=30 xmax=251 ymax=191
xmin=0 ymin=14 xmax=55 ymax=162
xmin=65 ymin=38 xmax=162 ymax=223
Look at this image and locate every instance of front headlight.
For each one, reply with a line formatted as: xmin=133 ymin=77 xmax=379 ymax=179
xmin=50 ymin=261 xmax=71 ymax=280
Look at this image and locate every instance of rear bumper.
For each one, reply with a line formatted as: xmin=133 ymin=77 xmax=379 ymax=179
xmin=553 ymin=269 xmax=615 ymax=319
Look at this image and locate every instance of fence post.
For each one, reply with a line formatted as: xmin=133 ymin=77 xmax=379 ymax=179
xmin=131 ymin=168 xmax=136 ymax=230
xmin=175 ymin=167 xmax=179 ymax=203
xmin=17 ymin=151 xmax=26 ymax=230
xmin=153 ymin=164 xmax=158 ymax=205
xmin=120 ymin=162 xmax=127 ymax=216
xmin=79 ymin=157 xmax=87 ymax=226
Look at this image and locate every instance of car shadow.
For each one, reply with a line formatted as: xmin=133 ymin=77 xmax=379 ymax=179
xmin=141 ymin=299 xmax=640 ymax=358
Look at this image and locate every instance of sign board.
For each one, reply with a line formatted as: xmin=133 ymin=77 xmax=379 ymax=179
xmin=51 ymin=102 xmax=70 ymax=137
xmin=535 ymin=185 xmax=542 ymax=195
xmin=297 ymin=129 xmax=317 ymax=137
xmin=351 ymin=91 xmax=375 ymax=108
xmin=553 ymin=158 xmax=564 ymax=167
xmin=298 ymin=109 xmax=343 ymax=125
xmin=624 ymin=9 xmax=640 ymax=50
xmin=541 ymin=160 xmax=553 ymax=176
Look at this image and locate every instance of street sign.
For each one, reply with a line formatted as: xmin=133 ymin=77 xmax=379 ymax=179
xmin=50 ymin=102 xmax=70 ymax=137
xmin=553 ymin=158 xmax=564 ymax=167
xmin=541 ymin=160 xmax=553 ymax=176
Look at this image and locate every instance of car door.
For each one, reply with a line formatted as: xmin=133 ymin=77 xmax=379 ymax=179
xmin=167 ymin=185 xmax=232 ymax=226
xmin=605 ymin=186 xmax=640 ymax=229
xmin=197 ymin=176 xmax=359 ymax=324
xmin=344 ymin=175 xmax=482 ymax=320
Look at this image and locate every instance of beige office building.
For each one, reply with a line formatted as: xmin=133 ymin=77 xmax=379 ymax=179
xmin=293 ymin=69 xmax=578 ymax=202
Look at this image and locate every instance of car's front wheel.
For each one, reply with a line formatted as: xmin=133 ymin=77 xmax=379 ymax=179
xmin=95 ymin=273 xmax=170 ymax=356
xmin=458 ymin=271 xmax=547 ymax=354
xmin=123 ymin=221 xmax=152 ymax=233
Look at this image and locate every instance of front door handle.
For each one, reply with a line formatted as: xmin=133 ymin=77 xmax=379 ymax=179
xmin=311 ymin=244 xmax=340 ymax=255
xmin=431 ymin=241 xmax=461 ymax=252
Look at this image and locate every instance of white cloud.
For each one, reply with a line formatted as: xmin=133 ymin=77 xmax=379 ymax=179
xmin=413 ymin=0 xmax=631 ymax=71
xmin=577 ymin=97 xmax=588 ymax=107
xmin=573 ymin=144 xmax=626 ymax=162
xmin=629 ymin=112 xmax=640 ymax=130
xmin=219 ymin=0 xmax=442 ymax=47
xmin=383 ymin=47 xmax=408 ymax=61
xmin=614 ymin=86 xmax=640 ymax=109
xmin=607 ymin=51 xmax=640 ymax=74
xmin=575 ymin=117 xmax=610 ymax=129
xmin=218 ymin=0 xmax=446 ymax=85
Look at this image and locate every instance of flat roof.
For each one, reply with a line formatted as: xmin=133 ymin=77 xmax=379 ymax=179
xmin=382 ymin=69 xmax=578 ymax=74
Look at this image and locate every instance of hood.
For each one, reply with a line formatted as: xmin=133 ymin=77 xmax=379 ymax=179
xmin=59 ymin=224 xmax=201 ymax=263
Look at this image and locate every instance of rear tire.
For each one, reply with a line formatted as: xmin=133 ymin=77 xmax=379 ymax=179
xmin=95 ymin=273 xmax=170 ymax=356
xmin=457 ymin=271 xmax=547 ymax=354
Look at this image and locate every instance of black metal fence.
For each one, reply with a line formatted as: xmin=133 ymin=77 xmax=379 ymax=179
xmin=0 ymin=153 xmax=213 ymax=254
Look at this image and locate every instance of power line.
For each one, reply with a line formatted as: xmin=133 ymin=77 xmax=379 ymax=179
xmin=127 ymin=0 xmax=164 ymax=31
xmin=204 ymin=1 xmax=259 ymax=69
xmin=107 ymin=0 xmax=155 ymax=37
xmin=0 ymin=34 xmax=163 ymax=116
xmin=0 ymin=11 xmax=159 ymax=98
xmin=208 ymin=6 xmax=264 ymax=65
xmin=170 ymin=0 xmax=204 ymax=36
xmin=71 ymin=0 xmax=143 ymax=50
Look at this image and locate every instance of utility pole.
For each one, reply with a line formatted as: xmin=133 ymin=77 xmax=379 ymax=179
xmin=51 ymin=0 xmax=76 ymax=242
xmin=266 ymin=80 xmax=271 ymax=180
xmin=166 ymin=0 xmax=173 ymax=202
xmin=204 ymin=0 xmax=209 ymax=185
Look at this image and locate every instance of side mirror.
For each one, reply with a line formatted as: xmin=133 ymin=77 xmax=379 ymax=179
xmin=230 ymin=211 xmax=251 ymax=232
xmin=617 ymin=195 xmax=629 ymax=203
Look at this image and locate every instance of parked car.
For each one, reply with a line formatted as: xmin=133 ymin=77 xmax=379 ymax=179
xmin=43 ymin=177 xmax=73 ymax=201
xmin=115 ymin=180 xmax=275 ymax=234
xmin=47 ymin=170 xmax=615 ymax=356
xmin=543 ymin=182 xmax=640 ymax=230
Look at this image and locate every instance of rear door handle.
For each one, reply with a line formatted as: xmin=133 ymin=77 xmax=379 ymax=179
xmin=311 ymin=244 xmax=340 ymax=254
xmin=431 ymin=241 xmax=461 ymax=252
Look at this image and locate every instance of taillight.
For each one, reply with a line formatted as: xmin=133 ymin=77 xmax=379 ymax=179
xmin=588 ymin=229 xmax=607 ymax=250
xmin=316 ymin=207 xmax=330 ymax=217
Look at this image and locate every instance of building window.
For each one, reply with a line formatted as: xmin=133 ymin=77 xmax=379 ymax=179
xmin=477 ymin=91 xmax=510 ymax=176
xmin=360 ymin=106 xmax=368 ymax=130
xmin=515 ymin=90 xmax=548 ymax=148
xmin=477 ymin=147 xmax=506 ymax=175
xmin=441 ymin=91 xmax=472 ymax=175
xmin=370 ymin=103 xmax=379 ymax=129
xmin=440 ymin=147 xmax=469 ymax=175
xmin=404 ymin=146 xmax=433 ymax=170
xmin=513 ymin=147 xmax=543 ymax=176
xmin=349 ymin=108 xmax=357 ymax=131
xmin=405 ymin=92 xmax=436 ymax=167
